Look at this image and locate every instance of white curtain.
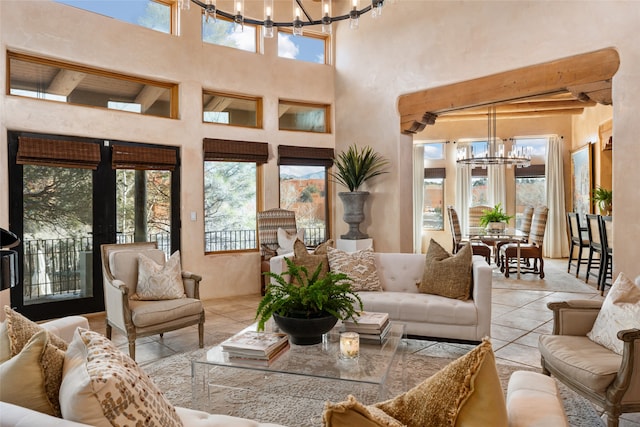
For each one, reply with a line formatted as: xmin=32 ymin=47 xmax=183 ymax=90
xmin=488 ymin=164 xmax=506 ymax=208
xmin=544 ymin=135 xmax=569 ymax=258
xmin=455 ymin=164 xmax=472 ymax=236
xmin=413 ymin=145 xmax=425 ymax=253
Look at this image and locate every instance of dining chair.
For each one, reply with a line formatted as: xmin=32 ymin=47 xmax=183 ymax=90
xmin=499 ymin=206 xmax=548 ymax=278
xmin=446 ymin=205 xmax=492 ymax=263
xmin=495 ymin=205 xmax=534 ymax=266
xmin=567 ymin=212 xmax=590 ymax=278
xmin=584 ymin=214 xmax=603 ymax=285
xmin=598 ymin=215 xmax=613 ymax=295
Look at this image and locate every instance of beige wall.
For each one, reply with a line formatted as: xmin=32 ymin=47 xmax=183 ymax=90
xmin=0 ymin=0 xmax=335 ymax=299
xmin=334 ymin=0 xmax=639 ymax=279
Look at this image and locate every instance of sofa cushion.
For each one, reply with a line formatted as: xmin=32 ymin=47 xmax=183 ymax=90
xmin=420 ymin=239 xmax=473 ymax=300
xmin=109 ymin=248 xmax=166 ymax=296
xmin=0 ymin=330 xmax=57 ymax=416
xmin=133 ymin=250 xmax=186 ymax=300
xmin=506 ymin=371 xmax=569 ymax=427
xmin=129 ymin=297 xmax=203 ymax=328
xmin=538 ymin=335 xmax=620 ymax=392
xmin=327 ymin=247 xmax=382 ymax=292
xmin=3 ymin=306 xmax=66 ymax=416
xmin=175 ymin=407 xmax=288 ymax=427
xmin=373 ymin=253 xmax=425 ymax=293
xmin=587 ymin=272 xmax=640 ymax=355
xmin=323 ymin=340 xmax=507 ymax=427
xmin=0 ymin=321 xmax=10 ymax=363
xmin=60 ymin=328 xmax=184 ymax=427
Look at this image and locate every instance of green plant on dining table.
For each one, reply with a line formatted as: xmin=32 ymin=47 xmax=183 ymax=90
xmin=255 ymin=258 xmax=363 ymax=332
xmin=479 ymin=203 xmax=514 ymax=227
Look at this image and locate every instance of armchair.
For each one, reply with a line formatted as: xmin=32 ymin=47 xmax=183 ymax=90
xmin=539 ymin=300 xmax=640 ymax=427
xmin=101 ymin=242 xmax=205 ymax=360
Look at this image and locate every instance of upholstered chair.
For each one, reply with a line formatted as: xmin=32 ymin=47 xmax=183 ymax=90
xmin=539 ymin=299 xmax=640 ymax=427
xmin=499 ymin=206 xmax=548 ymax=278
xmin=101 ymin=242 xmax=204 ymax=360
xmin=257 ymin=208 xmax=298 ymax=295
xmin=446 ymin=205 xmax=491 ymax=263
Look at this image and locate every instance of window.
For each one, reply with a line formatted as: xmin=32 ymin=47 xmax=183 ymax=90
xmin=423 ymin=168 xmax=445 ymax=230
xmin=471 ymin=174 xmax=489 ymax=206
xmin=278 ymin=146 xmax=334 ymax=246
xmin=278 ymin=100 xmax=330 ymax=133
xmin=202 ymin=91 xmax=262 ymax=128
xmin=203 ymin=139 xmax=268 ymax=253
xmin=55 ymin=0 xmax=173 ymax=34
xmin=278 ymin=29 xmax=328 ymax=64
xmin=202 ymin=16 xmax=257 ymax=52
xmin=423 ymin=143 xmax=445 ymax=161
xmin=8 ymin=52 xmax=178 ymax=119
xmin=514 ymin=137 xmax=546 ymax=227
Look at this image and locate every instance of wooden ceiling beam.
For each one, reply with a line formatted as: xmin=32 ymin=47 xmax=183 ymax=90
xmin=398 ymin=48 xmax=619 ymax=134
xmin=436 ymin=108 xmax=586 ymax=122
xmin=440 ymin=99 xmax=596 ymax=116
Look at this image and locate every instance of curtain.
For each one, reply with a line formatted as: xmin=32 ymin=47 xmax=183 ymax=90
xmin=543 ymin=135 xmax=569 ymax=258
xmin=488 ymin=164 xmax=506 ymax=208
xmin=413 ymin=145 xmax=425 ymax=253
xmin=455 ymin=164 xmax=472 ymax=236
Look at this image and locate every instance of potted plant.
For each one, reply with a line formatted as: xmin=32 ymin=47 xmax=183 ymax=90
xmin=330 ymin=144 xmax=389 ymax=240
xmin=256 ymin=258 xmax=363 ymax=345
xmin=479 ymin=203 xmax=514 ymax=232
xmin=592 ymin=186 xmax=612 ymax=215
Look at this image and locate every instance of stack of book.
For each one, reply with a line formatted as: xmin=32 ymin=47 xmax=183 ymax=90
xmin=220 ymin=330 xmax=289 ymax=365
xmin=342 ymin=311 xmax=392 ymax=342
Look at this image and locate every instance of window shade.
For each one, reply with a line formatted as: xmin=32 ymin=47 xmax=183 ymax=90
xmin=112 ymin=144 xmax=177 ymax=171
xmin=277 ymin=145 xmax=334 ymax=167
xmin=17 ymin=136 xmax=100 ymax=169
xmin=471 ymin=168 xmax=488 ymax=177
xmin=203 ymin=138 xmax=268 ymax=164
xmin=424 ymin=168 xmax=446 ymax=179
xmin=515 ymin=164 xmax=545 ymax=177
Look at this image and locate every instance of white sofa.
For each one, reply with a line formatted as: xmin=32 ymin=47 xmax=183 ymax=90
xmin=0 ymin=315 xmax=285 ymax=427
xmin=271 ymin=252 xmax=493 ymax=342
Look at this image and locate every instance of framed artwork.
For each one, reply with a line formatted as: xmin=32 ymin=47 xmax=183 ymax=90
xmin=571 ymin=144 xmax=593 ymax=216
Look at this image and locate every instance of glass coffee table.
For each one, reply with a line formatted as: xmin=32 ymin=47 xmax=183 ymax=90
xmin=191 ymin=321 xmax=406 ymax=422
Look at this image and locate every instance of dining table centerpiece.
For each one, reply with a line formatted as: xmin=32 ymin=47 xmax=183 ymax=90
xmin=479 ymin=203 xmax=514 ymax=233
xmin=256 ymin=258 xmax=363 ymax=345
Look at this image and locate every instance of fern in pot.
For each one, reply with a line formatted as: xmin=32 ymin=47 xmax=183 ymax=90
xmin=256 ymin=258 xmax=363 ymax=345
xmin=479 ymin=203 xmax=514 ymax=233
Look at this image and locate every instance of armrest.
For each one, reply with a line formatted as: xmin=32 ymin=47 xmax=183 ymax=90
xmin=267 ymin=253 xmax=293 ymax=285
xmin=471 ymin=257 xmax=493 ymax=338
xmin=182 ymin=271 xmax=202 ymax=299
xmin=547 ymin=300 xmax=603 ymax=336
xmin=610 ymin=328 xmax=640 ymax=405
xmin=102 ymin=277 xmax=130 ymax=331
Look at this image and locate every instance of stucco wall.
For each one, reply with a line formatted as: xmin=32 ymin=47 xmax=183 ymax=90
xmin=334 ymin=0 xmax=639 ymax=279
xmin=0 ymin=0 xmax=335 ymax=299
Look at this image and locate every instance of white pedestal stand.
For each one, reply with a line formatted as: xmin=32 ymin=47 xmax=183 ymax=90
xmin=336 ymin=238 xmax=373 ymax=252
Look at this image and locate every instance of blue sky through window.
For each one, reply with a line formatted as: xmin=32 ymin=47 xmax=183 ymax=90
xmin=278 ymin=33 xmax=325 ymax=64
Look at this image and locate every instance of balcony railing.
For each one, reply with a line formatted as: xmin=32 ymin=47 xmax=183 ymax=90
xmin=21 ymin=227 xmax=326 ymax=302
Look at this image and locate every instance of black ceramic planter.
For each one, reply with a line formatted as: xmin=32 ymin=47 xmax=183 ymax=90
xmin=273 ymin=313 xmax=338 ymax=345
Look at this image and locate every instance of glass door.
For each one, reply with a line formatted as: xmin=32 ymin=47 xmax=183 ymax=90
xmin=8 ymin=132 xmax=180 ymax=320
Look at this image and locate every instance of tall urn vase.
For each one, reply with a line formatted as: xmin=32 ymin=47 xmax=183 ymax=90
xmin=339 ymin=191 xmax=369 ymax=240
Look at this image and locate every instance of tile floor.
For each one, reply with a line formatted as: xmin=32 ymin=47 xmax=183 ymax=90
xmin=82 ymin=258 xmax=639 ymax=426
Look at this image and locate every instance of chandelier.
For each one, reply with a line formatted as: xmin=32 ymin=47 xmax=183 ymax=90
xmin=179 ymin=0 xmax=387 ymax=36
xmin=456 ymin=105 xmax=532 ymax=168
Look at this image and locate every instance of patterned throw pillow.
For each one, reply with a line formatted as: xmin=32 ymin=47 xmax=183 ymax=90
xmin=323 ymin=340 xmax=508 ymax=427
xmin=133 ymin=250 xmax=185 ymax=300
xmin=3 ymin=305 xmax=66 ymax=416
xmin=277 ymin=227 xmax=305 ymax=255
xmin=419 ymin=239 xmax=473 ymax=300
xmin=60 ymin=328 xmax=184 ymax=427
xmin=291 ymin=239 xmax=335 ymax=284
xmin=326 ymin=247 xmax=382 ymax=292
xmin=587 ymin=272 xmax=640 ymax=355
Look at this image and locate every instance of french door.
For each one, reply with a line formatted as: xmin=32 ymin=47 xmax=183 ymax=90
xmin=7 ymin=131 xmax=180 ymax=320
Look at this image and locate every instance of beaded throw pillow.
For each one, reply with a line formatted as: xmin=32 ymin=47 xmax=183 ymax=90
xmin=60 ymin=328 xmax=184 ymax=427
xmin=326 ymin=247 xmax=382 ymax=292
xmin=419 ymin=239 xmax=473 ymax=300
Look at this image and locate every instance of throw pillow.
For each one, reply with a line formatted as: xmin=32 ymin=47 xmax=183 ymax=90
xmin=0 ymin=330 xmax=57 ymax=416
xmin=0 ymin=321 xmax=11 ymax=363
xmin=277 ymin=227 xmax=305 ymax=255
xmin=291 ymin=239 xmax=335 ymax=283
xmin=587 ymin=272 xmax=640 ymax=355
xmin=323 ymin=339 xmax=507 ymax=427
xmin=60 ymin=328 xmax=184 ymax=427
xmin=326 ymin=247 xmax=382 ymax=292
xmin=3 ymin=305 xmax=66 ymax=416
xmin=133 ymin=250 xmax=185 ymax=300
xmin=419 ymin=239 xmax=473 ymax=300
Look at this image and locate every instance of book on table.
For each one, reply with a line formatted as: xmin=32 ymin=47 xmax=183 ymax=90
xmin=343 ymin=311 xmax=390 ymax=334
xmin=221 ymin=330 xmax=289 ymax=360
xmin=356 ymin=321 xmax=393 ymax=342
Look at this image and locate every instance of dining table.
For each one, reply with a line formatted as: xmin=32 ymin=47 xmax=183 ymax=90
xmin=468 ymin=227 xmax=526 ymax=279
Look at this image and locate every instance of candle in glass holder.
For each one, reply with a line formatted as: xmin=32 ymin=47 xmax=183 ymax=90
xmin=340 ymin=332 xmax=359 ymax=359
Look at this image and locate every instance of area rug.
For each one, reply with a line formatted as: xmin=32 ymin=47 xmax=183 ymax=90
xmin=143 ymin=339 xmax=604 ymax=427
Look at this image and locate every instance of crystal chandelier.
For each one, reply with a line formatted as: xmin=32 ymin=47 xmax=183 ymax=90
xmin=456 ymin=105 xmax=532 ymax=168
xmin=178 ymin=0 xmax=387 ymax=37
